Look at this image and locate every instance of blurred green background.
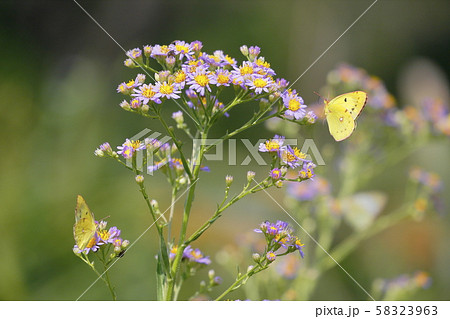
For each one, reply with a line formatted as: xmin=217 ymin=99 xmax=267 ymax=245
xmin=0 ymin=0 xmax=449 ymax=300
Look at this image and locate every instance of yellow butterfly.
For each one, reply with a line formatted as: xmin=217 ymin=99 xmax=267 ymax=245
xmin=324 ymin=91 xmax=368 ymax=141
xmin=73 ymin=195 xmax=97 ymax=251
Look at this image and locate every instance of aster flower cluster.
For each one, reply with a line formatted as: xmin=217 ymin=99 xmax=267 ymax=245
xmin=73 ymin=220 xmax=129 ymax=257
xmin=115 ymin=41 xmax=315 ymax=125
xmin=254 ymin=220 xmax=305 ymax=262
xmin=259 ymin=134 xmax=316 ymax=186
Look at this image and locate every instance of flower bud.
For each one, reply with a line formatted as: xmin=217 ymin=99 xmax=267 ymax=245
xmin=94 ymin=149 xmax=104 ymax=157
xmin=122 ymin=240 xmax=130 ymax=249
xmin=252 ymin=253 xmax=261 ymax=262
xmin=143 ymin=45 xmax=152 ymax=57
xmin=120 ymin=100 xmax=131 ymax=111
xmin=247 ymin=171 xmax=255 ymax=182
xmin=275 ymin=180 xmax=283 ymax=188
xmin=124 ymin=58 xmax=136 ymax=68
xmin=208 ymin=269 xmax=215 ymax=280
xmin=150 ymin=199 xmax=159 ymax=210
xmin=141 ymin=104 xmax=149 ymax=113
xmin=156 ymin=70 xmax=170 ymax=82
xmin=178 ymin=176 xmax=187 ymax=185
xmin=247 ymin=265 xmax=254 ymax=272
xmin=225 ymin=175 xmax=234 ymax=187
xmin=98 ymin=220 xmax=107 ymax=231
xmin=172 ymin=111 xmax=184 ymax=125
xmin=213 ymin=276 xmax=222 ymax=286
xmin=248 ymin=46 xmax=261 ymax=61
xmin=166 ymin=55 xmax=176 ymax=70
xmin=135 ymin=175 xmax=144 ymax=184
xmin=200 ymin=280 xmax=206 ymax=289
xmin=280 ymin=166 xmax=288 ymax=175
xmin=136 ymin=74 xmax=146 ymax=84
xmin=240 ymin=45 xmax=249 ymax=57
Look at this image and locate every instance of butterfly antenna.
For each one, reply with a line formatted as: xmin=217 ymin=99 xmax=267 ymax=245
xmin=313 ymin=91 xmax=326 ymax=103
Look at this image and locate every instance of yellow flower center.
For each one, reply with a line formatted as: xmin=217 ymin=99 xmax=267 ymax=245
xmin=160 ymin=83 xmax=174 ymax=95
xmin=175 ymin=70 xmax=186 ymax=83
xmin=131 ymin=140 xmax=142 ymax=150
xmin=194 ymin=74 xmax=209 ymax=87
xmin=293 ymin=147 xmax=307 ymax=159
xmin=265 ymin=140 xmax=280 ymax=152
xmin=142 ymin=86 xmax=156 ymax=98
xmin=253 ymin=78 xmax=267 ymax=88
xmin=160 ymin=45 xmax=170 ymax=54
xmin=240 ymin=65 xmax=254 ymax=76
xmin=170 ymin=246 xmax=178 ymax=255
xmin=217 ymin=73 xmax=230 ymax=84
xmin=225 ymin=55 xmax=234 ymax=65
xmin=175 ymin=44 xmax=189 ymax=53
xmin=288 ymin=99 xmax=300 ymax=111
xmin=256 ymin=58 xmax=270 ymax=68
xmin=98 ymin=230 xmax=110 ymax=242
xmin=86 ymin=236 xmax=97 ymax=248
xmin=191 ymin=250 xmax=203 ymax=259
xmin=295 ymin=239 xmax=304 ymax=247
xmin=126 ymin=79 xmax=135 ymax=87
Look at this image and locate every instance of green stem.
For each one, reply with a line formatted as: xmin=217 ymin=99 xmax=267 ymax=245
xmin=165 ymin=131 xmax=207 ymax=300
xmin=186 ymin=178 xmax=272 ymax=245
xmin=215 ymin=263 xmax=266 ymax=301
xmin=167 ymin=187 xmax=177 ymax=241
xmin=158 ymin=113 xmax=194 ymax=180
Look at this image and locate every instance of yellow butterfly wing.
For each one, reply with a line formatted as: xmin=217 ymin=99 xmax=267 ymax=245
xmin=73 ymin=195 xmax=97 ymax=251
xmin=325 ymin=91 xmax=367 ymax=141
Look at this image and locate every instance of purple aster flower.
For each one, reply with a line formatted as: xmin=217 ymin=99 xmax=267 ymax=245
xmin=182 ymin=245 xmax=211 ymax=265
xmin=210 ymin=68 xmax=232 ymax=87
xmin=117 ymin=139 xmax=145 ymax=159
xmin=274 ymin=78 xmax=289 ymax=91
xmin=95 ymin=142 xmax=113 ymax=157
xmin=255 ymin=57 xmax=276 ymax=76
xmin=130 ymin=98 xmax=142 ymax=109
xmin=148 ymin=159 xmax=168 ymax=173
xmin=248 ymin=46 xmax=261 ymax=60
xmin=259 ymin=135 xmax=285 ymax=153
xmin=126 ymin=48 xmax=142 ymax=60
xmin=173 ymin=70 xmax=187 ymax=89
xmin=186 ymin=67 xmax=213 ymax=96
xmin=266 ymin=251 xmax=276 ymax=262
xmin=173 ymin=40 xmax=194 ymax=60
xmin=190 ymin=40 xmax=203 ymax=53
xmin=231 ymin=61 xmax=259 ymax=85
xmin=292 ymin=237 xmax=305 ymax=258
xmin=270 ymin=168 xmax=282 ymax=180
xmin=282 ymin=89 xmax=306 ymax=120
xmin=132 ymin=84 xmax=161 ymax=104
xmin=116 ymin=82 xmax=130 ymax=94
xmin=150 ymin=44 xmax=173 ymax=59
xmin=299 ymin=161 xmax=316 ymax=180
xmin=153 ymin=81 xmax=181 ymax=100
xmin=279 ymin=145 xmax=307 ymax=168
xmin=247 ymin=75 xmax=273 ymax=95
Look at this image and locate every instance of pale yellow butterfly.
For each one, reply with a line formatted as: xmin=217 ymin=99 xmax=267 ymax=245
xmin=324 ymin=91 xmax=368 ymax=141
xmin=73 ymin=195 xmax=97 ymax=251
